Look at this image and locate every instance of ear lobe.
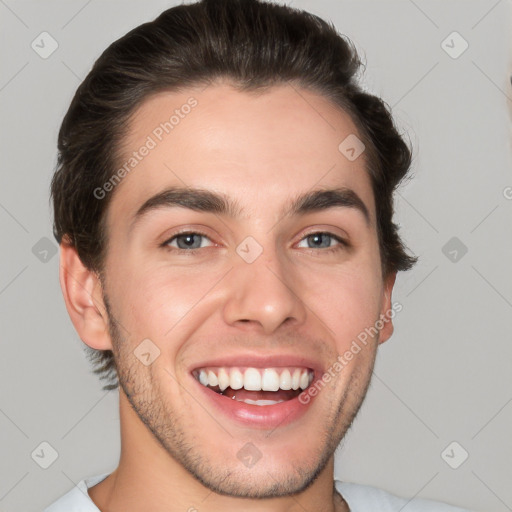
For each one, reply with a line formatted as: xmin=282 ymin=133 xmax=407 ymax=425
xmin=59 ymin=240 xmax=113 ymax=351
xmin=378 ymin=271 xmax=397 ymax=345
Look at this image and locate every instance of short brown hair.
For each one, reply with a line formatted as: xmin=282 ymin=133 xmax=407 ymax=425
xmin=51 ymin=0 xmax=417 ymax=390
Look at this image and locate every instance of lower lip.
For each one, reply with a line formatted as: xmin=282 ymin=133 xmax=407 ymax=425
xmin=193 ymin=377 xmax=317 ymax=429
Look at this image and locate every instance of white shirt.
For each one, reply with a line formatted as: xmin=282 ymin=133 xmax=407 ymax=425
xmin=43 ymin=472 xmax=473 ymax=511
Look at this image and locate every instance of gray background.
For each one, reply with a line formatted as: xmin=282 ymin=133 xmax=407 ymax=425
xmin=0 ymin=0 xmax=511 ymax=511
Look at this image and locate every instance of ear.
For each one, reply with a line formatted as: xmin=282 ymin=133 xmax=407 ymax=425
xmin=59 ymin=238 xmax=113 ymax=351
xmin=377 ymin=271 xmax=397 ymax=345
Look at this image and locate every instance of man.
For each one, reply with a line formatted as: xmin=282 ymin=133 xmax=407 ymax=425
xmin=44 ymin=0 xmax=472 ymax=510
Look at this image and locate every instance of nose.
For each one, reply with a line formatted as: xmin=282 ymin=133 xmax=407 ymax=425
xmin=222 ymin=244 xmax=308 ymax=335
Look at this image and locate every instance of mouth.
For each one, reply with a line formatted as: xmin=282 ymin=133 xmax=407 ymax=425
xmin=192 ymin=366 xmax=315 ymax=406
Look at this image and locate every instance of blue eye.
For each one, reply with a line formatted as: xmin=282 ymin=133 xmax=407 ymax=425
xmin=161 ymin=230 xmax=348 ymax=254
xmin=297 ymin=232 xmax=346 ymax=251
xmin=163 ymin=232 xmax=213 ymax=251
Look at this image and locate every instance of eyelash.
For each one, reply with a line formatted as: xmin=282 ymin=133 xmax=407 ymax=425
xmin=160 ymin=230 xmax=349 ymax=255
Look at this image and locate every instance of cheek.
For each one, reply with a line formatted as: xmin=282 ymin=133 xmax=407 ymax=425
xmin=113 ymin=259 xmax=223 ymax=342
xmin=108 ymin=235 xmax=384 ymax=350
xmin=304 ymin=264 xmax=384 ymax=348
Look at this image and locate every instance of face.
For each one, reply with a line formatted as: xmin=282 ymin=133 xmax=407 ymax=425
xmin=97 ymin=81 xmax=395 ymax=498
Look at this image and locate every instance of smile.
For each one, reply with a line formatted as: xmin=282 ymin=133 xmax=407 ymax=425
xmin=192 ymin=366 xmax=315 ymax=406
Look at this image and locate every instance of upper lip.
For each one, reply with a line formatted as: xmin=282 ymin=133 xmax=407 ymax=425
xmin=189 ymin=353 xmax=324 ymax=377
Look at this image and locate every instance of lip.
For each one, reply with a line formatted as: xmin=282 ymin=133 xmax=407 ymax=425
xmin=187 ymin=353 xmax=324 ymax=430
xmin=192 ymin=374 xmax=318 ymax=429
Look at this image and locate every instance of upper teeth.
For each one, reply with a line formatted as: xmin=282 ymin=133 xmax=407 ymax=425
xmin=196 ymin=367 xmax=314 ymax=392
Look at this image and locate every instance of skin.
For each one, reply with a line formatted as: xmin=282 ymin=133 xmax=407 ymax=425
xmin=60 ymin=80 xmax=396 ymax=512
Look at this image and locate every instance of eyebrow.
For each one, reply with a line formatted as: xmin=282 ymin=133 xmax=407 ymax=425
xmin=129 ymin=185 xmax=370 ymax=233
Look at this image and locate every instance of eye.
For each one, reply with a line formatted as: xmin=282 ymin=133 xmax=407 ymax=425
xmin=161 ymin=230 xmax=348 ymax=254
xmin=296 ymin=232 xmax=348 ymax=253
xmin=162 ymin=231 xmax=214 ymax=251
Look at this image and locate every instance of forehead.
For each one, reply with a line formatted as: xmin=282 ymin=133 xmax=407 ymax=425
xmin=107 ymin=81 xmax=375 ymax=230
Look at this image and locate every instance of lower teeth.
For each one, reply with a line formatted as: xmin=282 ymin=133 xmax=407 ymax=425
xmin=235 ymin=398 xmax=285 ymax=406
